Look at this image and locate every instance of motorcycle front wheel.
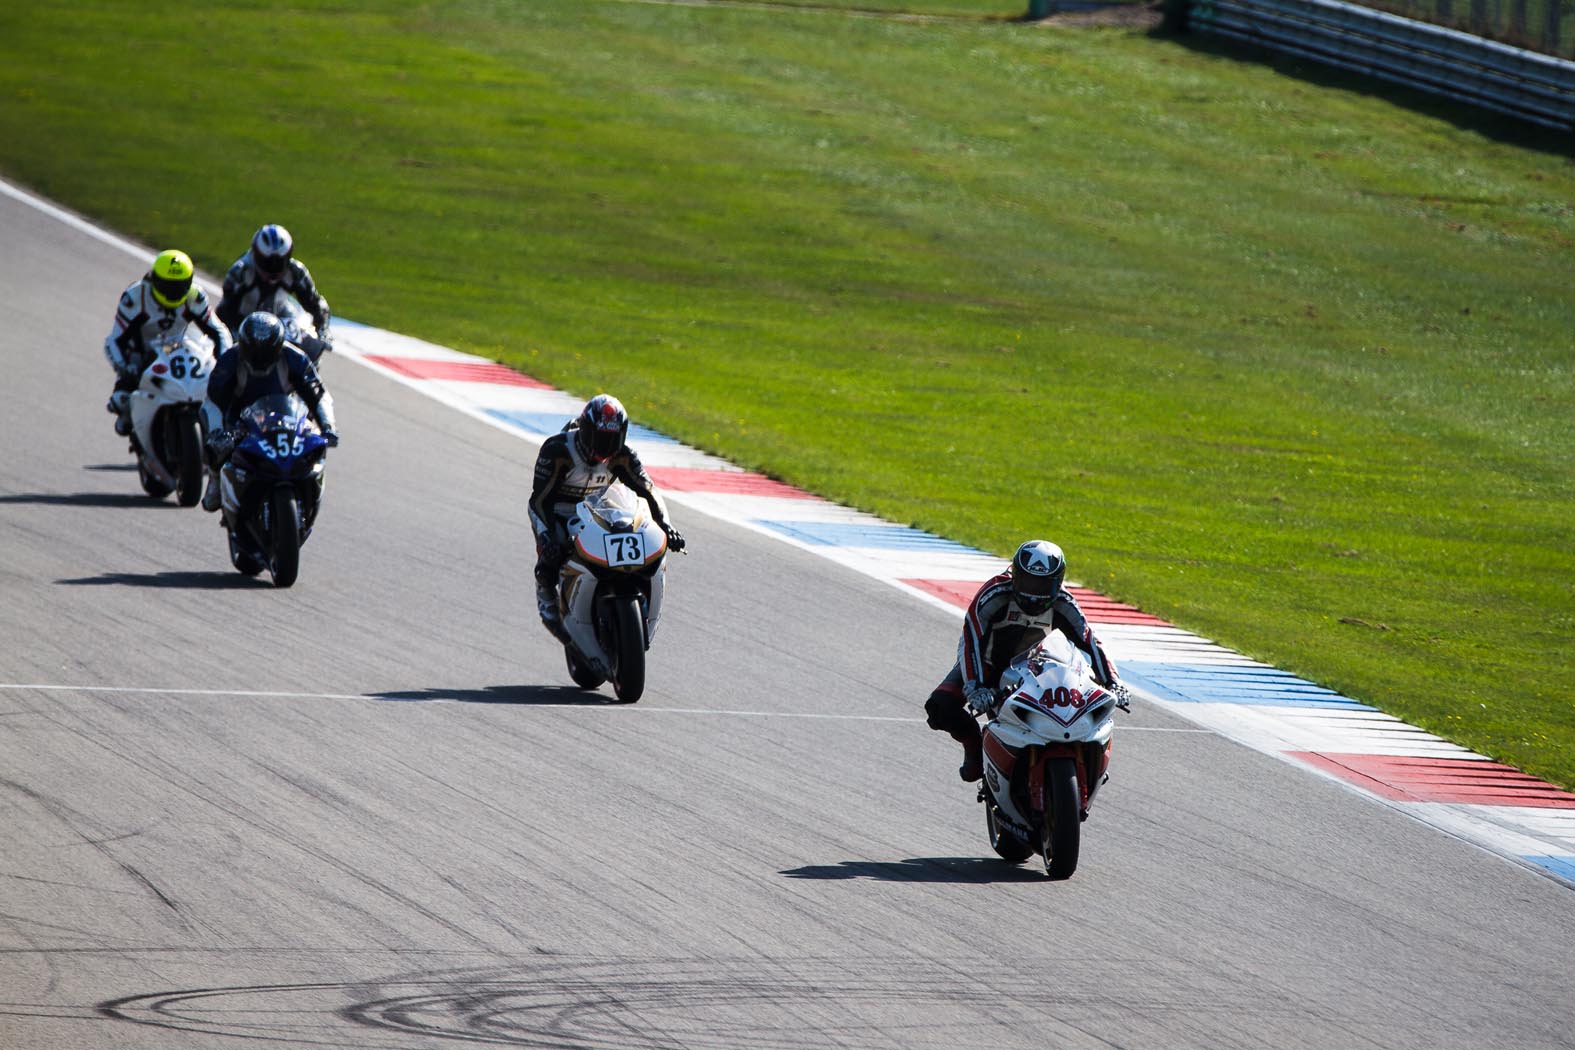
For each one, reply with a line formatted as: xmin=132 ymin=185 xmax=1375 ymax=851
xmin=607 ymin=595 xmax=645 ymax=704
xmin=172 ymin=414 xmax=202 ymax=507
xmin=268 ymin=487 xmax=301 ymax=589
xmin=1042 ymin=756 xmax=1082 ymax=880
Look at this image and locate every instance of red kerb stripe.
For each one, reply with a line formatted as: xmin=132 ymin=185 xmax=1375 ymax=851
xmin=364 ymin=354 xmax=550 ymax=388
xmin=1291 ymin=752 xmax=1575 ymax=807
xmin=644 ymin=467 xmax=819 ymax=500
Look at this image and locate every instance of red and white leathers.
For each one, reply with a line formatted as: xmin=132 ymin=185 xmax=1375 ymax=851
xmin=104 ymin=278 xmax=231 ymax=379
xmin=926 ymin=570 xmax=1118 ymax=781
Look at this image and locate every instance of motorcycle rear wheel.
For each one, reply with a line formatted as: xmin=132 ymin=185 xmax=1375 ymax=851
xmin=608 ymin=595 xmax=645 ymax=704
xmin=1042 ymin=756 xmax=1081 ymax=880
xmin=985 ymin=801 xmax=1034 ymax=864
xmin=565 ymin=646 xmax=607 ymax=690
xmin=137 ymin=457 xmax=173 ymax=499
xmin=228 ymin=528 xmax=264 ymax=577
xmin=268 ymin=488 xmax=301 ymax=589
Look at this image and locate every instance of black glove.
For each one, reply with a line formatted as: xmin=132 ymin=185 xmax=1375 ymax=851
xmin=205 ymin=428 xmax=237 ymax=460
xmin=115 ymin=361 xmax=142 ymax=383
xmin=663 ymin=524 xmax=686 ymax=553
xmin=321 ymin=428 xmax=339 ymax=448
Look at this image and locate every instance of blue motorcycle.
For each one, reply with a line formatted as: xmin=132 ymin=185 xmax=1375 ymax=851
xmin=219 ymin=394 xmax=329 ymax=588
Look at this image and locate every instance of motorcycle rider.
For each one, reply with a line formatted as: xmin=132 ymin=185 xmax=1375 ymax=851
xmin=926 ymin=540 xmax=1120 ymax=783
xmin=217 ymin=224 xmax=332 ymax=359
xmin=529 ymin=394 xmax=685 ymax=639
xmin=103 ymin=249 xmax=232 ymax=437
xmin=200 ymin=311 xmax=338 ymax=512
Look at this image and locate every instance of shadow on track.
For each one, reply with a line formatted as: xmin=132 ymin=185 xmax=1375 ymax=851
xmin=82 ymin=463 xmax=138 ymax=472
xmin=371 ymin=684 xmax=622 ymax=706
xmin=57 ymin=571 xmax=266 ymax=589
xmin=780 ymin=858 xmax=1046 ymax=884
xmin=0 ymin=492 xmax=178 ymax=509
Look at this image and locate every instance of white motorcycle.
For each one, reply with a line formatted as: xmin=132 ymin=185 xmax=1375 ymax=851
xmin=554 ymin=483 xmax=671 ymax=703
xmin=259 ymin=290 xmax=330 ymax=364
xmin=978 ymin=634 xmax=1129 ymax=879
xmin=127 ymin=331 xmax=214 ymax=506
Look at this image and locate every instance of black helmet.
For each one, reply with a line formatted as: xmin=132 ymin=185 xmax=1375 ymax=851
xmin=574 ymin=394 xmax=628 ymax=464
xmin=251 ymin=223 xmax=293 ymax=281
xmin=1010 ymin=540 xmax=1065 ymax=616
xmin=238 ymin=311 xmax=286 ymax=369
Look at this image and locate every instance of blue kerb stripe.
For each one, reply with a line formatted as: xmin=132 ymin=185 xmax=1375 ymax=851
xmin=753 ymin=519 xmax=981 ymax=555
xmin=1525 ymin=856 xmax=1575 ymax=883
xmin=1121 ymin=661 xmax=1374 ymax=709
xmin=484 ymin=408 xmax=680 ymax=446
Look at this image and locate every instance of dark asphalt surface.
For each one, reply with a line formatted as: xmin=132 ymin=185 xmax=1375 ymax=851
xmin=2 ymin=184 xmax=1572 ymax=1049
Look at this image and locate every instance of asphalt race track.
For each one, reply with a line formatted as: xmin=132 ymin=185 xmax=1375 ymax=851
xmin=2 ymin=188 xmax=1573 ymax=1049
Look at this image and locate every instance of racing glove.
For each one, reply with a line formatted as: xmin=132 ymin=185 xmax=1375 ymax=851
xmin=321 ymin=428 xmax=340 ymax=448
xmin=662 ymin=523 xmax=686 ymax=553
xmin=965 ymin=686 xmax=996 ymax=716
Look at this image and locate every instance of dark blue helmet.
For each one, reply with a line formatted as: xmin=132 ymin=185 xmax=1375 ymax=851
xmin=238 ymin=311 xmax=286 ymax=369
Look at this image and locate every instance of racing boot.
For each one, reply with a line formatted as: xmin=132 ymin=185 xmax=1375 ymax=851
xmin=537 ymin=581 xmax=570 ymax=644
xmin=201 ymin=470 xmax=222 ymax=512
xmin=952 ymin=720 xmax=984 ymax=783
xmin=106 ymin=392 xmax=133 ymax=437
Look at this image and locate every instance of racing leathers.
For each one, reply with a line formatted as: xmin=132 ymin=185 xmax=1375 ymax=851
xmin=216 ymin=253 xmax=332 ymax=358
xmin=925 ymin=572 xmax=1118 ymax=782
xmin=103 ymin=279 xmax=231 ymax=435
xmin=199 ymin=341 xmax=337 ymax=511
xmin=528 ymin=427 xmax=679 ymax=636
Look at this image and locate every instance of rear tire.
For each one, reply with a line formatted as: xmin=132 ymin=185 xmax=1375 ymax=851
xmin=137 ymin=457 xmax=172 ymax=499
xmin=565 ymin=646 xmax=607 ymax=690
xmin=268 ymin=488 xmax=301 ymax=589
xmin=986 ymin=801 xmax=1034 ymax=864
xmin=1042 ymin=757 xmax=1081 ymax=880
xmin=228 ymin=528 xmax=264 ymax=577
xmin=608 ymin=595 xmax=646 ymax=703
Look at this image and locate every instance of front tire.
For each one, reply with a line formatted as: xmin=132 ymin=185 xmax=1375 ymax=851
xmin=1042 ymin=757 xmax=1082 ymax=880
xmin=137 ymin=457 xmax=172 ymax=499
xmin=268 ymin=487 xmax=301 ymax=589
xmin=607 ymin=595 xmax=646 ymax=703
xmin=174 ymin=415 xmax=202 ymax=507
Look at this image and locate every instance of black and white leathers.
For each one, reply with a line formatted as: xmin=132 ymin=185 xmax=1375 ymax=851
xmin=958 ymin=571 xmax=1117 ymax=695
xmin=528 ymin=426 xmax=673 ymax=544
xmin=216 ymin=253 xmax=330 ymax=336
xmin=104 ymin=278 xmax=231 ymax=375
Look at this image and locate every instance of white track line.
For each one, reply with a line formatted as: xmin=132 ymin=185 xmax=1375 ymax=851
xmin=0 ymin=682 xmax=1206 ymax=729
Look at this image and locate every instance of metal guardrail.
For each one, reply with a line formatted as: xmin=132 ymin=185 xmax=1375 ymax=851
xmin=1185 ymin=0 xmax=1575 ymax=130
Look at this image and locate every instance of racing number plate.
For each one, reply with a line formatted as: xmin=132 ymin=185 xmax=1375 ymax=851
xmin=604 ymin=533 xmax=646 ymax=567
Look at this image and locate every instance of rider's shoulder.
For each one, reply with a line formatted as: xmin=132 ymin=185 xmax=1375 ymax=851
xmin=223 ymin=256 xmax=252 ymax=282
xmin=117 ymin=281 xmax=146 ymax=311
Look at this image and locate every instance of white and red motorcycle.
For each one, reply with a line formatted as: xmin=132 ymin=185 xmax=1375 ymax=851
xmin=554 ymin=483 xmax=672 ymax=703
xmin=978 ymin=634 xmax=1129 ymax=879
xmin=127 ymin=331 xmax=215 ymax=506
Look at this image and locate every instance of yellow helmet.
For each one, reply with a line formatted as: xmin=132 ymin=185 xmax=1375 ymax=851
xmin=149 ymin=249 xmax=195 ymax=308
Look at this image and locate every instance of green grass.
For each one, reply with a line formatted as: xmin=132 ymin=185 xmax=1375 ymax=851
xmin=3 ymin=0 xmax=1572 ymax=787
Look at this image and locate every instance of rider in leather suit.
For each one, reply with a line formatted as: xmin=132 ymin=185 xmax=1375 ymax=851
xmin=103 ymin=249 xmax=232 ymax=436
xmin=926 ymin=540 xmax=1120 ymax=783
xmin=529 ymin=394 xmax=685 ymax=639
xmin=200 ymin=311 xmax=338 ymax=512
xmin=217 ymin=224 xmax=332 ymax=360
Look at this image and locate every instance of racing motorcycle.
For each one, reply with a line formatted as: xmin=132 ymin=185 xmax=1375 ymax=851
xmin=217 ymin=394 xmax=328 ymax=588
xmin=126 ymin=331 xmax=214 ymax=506
xmin=255 ymin=289 xmax=330 ymax=364
xmin=977 ymin=634 xmax=1129 ymax=879
xmin=553 ymin=483 xmax=671 ymax=703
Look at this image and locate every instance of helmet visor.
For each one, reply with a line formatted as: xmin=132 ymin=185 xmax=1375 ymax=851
xmin=1014 ymin=570 xmax=1058 ymax=614
xmin=150 ymin=275 xmax=192 ymax=308
xmin=590 ymin=425 xmax=623 ymax=461
xmin=255 ymin=253 xmax=287 ymax=280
